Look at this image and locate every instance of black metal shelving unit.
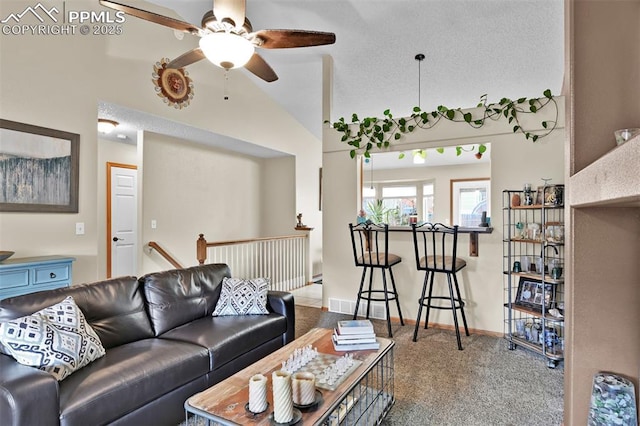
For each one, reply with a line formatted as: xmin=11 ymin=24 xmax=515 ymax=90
xmin=502 ymin=185 xmax=565 ymax=368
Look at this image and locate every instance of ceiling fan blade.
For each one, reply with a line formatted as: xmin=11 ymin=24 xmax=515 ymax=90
xmin=213 ymin=0 xmax=246 ymax=30
xmin=251 ymin=30 xmax=336 ymax=49
xmin=244 ymin=53 xmax=278 ymax=82
xmin=99 ymin=0 xmax=202 ymax=35
xmin=167 ymin=48 xmax=206 ymax=69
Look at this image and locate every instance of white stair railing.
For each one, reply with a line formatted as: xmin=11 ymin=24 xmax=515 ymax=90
xmin=196 ymin=233 xmax=311 ymax=292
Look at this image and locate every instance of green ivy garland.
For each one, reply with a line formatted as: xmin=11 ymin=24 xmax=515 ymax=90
xmin=327 ymin=90 xmax=558 ymax=159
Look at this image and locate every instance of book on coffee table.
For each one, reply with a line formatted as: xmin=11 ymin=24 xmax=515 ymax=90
xmin=333 ymin=328 xmax=377 ymax=343
xmin=336 ymin=319 xmax=374 ymax=335
xmin=332 ymin=334 xmax=380 ymax=351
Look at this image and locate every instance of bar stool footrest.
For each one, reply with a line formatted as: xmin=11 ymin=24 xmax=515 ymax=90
xmin=359 ymin=290 xmax=400 ymax=303
xmin=419 ymin=295 xmax=465 ymax=310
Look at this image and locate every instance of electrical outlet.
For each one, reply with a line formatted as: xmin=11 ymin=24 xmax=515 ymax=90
xmin=75 ymin=222 xmax=85 ymax=235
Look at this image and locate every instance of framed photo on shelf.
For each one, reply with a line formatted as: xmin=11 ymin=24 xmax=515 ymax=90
xmin=514 ymin=277 xmax=555 ymax=312
xmin=543 ymin=184 xmax=564 ymax=206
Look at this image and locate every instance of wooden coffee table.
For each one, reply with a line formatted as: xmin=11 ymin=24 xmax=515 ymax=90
xmin=184 ymin=327 xmax=395 ymax=425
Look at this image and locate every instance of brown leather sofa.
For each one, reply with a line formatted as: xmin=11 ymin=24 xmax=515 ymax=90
xmin=0 ymin=263 xmax=295 ymax=426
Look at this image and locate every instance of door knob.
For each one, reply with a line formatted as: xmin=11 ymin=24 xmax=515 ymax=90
xmin=113 ymin=237 xmax=125 ymax=242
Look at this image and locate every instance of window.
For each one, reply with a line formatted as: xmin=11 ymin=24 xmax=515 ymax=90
xmin=450 ymin=178 xmax=490 ymax=227
xmin=362 ymin=186 xmax=376 ymax=202
xmin=362 ymin=182 xmax=433 ymax=225
xmin=381 ymin=186 xmax=416 ymax=225
xmin=423 ymin=183 xmax=434 ymax=223
xmin=362 ymin=186 xmax=377 ymax=219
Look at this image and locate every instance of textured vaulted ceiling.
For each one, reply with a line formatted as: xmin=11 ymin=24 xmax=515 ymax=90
xmin=102 ymin=0 xmax=564 ymax=156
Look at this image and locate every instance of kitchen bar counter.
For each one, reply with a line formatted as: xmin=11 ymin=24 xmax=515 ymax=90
xmin=387 ymin=226 xmax=493 ymax=256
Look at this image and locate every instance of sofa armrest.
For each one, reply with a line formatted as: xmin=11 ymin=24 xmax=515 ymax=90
xmin=267 ymin=291 xmax=295 ymax=345
xmin=0 ymin=354 xmax=59 ymax=426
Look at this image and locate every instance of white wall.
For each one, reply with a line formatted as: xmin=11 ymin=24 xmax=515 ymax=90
xmin=97 ymin=133 xmax=301 ymax=277
xmin=0 ymin=0 xmax=106 ymax=282
xmin=140 ymin=133 xmax=263 ymax=271
xmin=0 ymin=0 xmax=322 ymax=283
xmin=261 ymin=157 xmax=296 ymax=237
xmin=97 ymin=139 xmax=138 ymax=171
xmin=322 ymin=99 xmax=565 ymax=334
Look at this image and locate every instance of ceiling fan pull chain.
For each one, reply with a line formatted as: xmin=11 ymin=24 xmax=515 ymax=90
xmin=224 ymin=70 xmax=229 ymax=100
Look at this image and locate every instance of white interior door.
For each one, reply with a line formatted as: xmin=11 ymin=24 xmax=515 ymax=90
xmin=108 ymin=164 xmax=138 ymax=278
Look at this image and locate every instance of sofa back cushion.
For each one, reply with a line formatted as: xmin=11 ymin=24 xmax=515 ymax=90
xmin=0 ymin=276 xmax=155 ymax=349
xmin=140 ymin=263 xmax=231 ymax=335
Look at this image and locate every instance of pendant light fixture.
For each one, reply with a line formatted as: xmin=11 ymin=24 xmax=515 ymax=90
xmin=415 ymin=53 xmax=425 ymax=109
xmin=412 ymin=54 xmax=426 ymax=165
xmin=369 ymin=157 xmax=374 ymax=189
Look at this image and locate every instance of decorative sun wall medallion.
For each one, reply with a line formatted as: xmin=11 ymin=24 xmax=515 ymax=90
xmin=152 ymin=58 xmax=194 ymax=109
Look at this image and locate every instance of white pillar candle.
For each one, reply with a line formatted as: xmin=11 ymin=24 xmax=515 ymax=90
xmin=272 ymin=370 xmax=294 ymax=423
xmin=248 ymin=374 xmax=268 ymax=413
xmin=292 ymin=372 xmax=316 ymax=405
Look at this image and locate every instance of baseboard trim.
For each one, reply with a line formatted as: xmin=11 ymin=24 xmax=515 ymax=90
xmin=318 ymin=306 xmax=503 ymax=338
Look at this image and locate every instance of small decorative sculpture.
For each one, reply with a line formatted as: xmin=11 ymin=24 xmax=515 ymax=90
xmin=357 ymin=209 xmax=367 ymax=224
xmin=523 ymin=183 xmax=534 ymax=206
xmin=296 ymin=213 xmax=305 ymax=228
xmin=479 ymin=211 xmax=489 ymax=227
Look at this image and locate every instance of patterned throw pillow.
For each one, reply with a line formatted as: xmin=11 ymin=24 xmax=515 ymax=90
xmin=212 ymin=277 xmax=270 ymax=316
xmin=0 ymin=296 xmax=106 ymax=381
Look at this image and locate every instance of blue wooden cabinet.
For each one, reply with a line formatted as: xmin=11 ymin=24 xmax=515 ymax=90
xmin=0 ymin=256 xmax=75 ymax=300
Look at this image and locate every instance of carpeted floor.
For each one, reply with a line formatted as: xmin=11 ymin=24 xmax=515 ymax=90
xmin=182 ymin=306 xmax=563 ymax=425
xmin=295 ymin=305 xmax=564 ymax=426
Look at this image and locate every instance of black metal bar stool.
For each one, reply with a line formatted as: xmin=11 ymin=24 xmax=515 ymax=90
xmin=349 ymin=222 xmax=404 ymax=337
xmin=411 ymin=222 xmax=469 ymax=349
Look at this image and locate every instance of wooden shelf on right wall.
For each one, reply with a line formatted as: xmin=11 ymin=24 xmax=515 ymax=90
xmin=569 ymin=135 xmax=640 ymax=208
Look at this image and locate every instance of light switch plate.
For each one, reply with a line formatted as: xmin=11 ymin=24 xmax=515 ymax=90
xmin=75 ymin=222 xmax=85 ymax=235
xmin=151 ymin=219 xmax=157 ymax=229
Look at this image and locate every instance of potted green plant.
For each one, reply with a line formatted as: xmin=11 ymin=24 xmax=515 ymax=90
xmin=365 ymin=199 xmax=390 ymax=224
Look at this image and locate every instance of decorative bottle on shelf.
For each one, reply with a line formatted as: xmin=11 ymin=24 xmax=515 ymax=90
xmin=523 ymin=183 xmax=534 ymax=206
xmin=511 ymin=193 xmax=521 ymax=207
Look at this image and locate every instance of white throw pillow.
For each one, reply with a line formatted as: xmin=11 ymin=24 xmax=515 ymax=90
xmin=212 ymin=277 xmax=270 ymax=316
xmin=0 ymin=296 xmax=106 ymax=381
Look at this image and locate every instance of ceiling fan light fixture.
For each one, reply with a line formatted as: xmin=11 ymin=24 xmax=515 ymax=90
xmin=199 ymin=32 xmax=255 ymax=70
xmin=98 ymin=119 xmax=119 ymax=134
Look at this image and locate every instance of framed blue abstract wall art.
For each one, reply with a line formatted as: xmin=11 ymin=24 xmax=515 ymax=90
xmin=0 ymin=119 xmax=79 ymax=213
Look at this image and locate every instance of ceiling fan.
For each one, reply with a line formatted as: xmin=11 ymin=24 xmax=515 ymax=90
xmin=99 ymin=0 xmax=336 ymax=82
